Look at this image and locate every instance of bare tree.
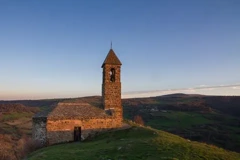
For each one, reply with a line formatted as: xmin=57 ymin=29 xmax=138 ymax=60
xmin=134 ymin=115 xmax=144 ymax=125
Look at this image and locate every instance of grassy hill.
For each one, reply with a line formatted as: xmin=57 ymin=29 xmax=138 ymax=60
xmin=122 ymin=94 xmax=240 ymax=152
xmin=28 ymin=123 xmax=240 ymax=160
xmin=1 ymin=94 xmax=240 ymax=159
xmin=0 ymin=104 xmax=39 ymax=160
xmin=1 ymin=94 xmax=240 ymax=153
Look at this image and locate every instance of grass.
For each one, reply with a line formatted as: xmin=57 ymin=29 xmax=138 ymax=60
xmin=147 ymin=111 xmax=211 ymax=129
xmin=1 ymin=112 xmax=33 ymax=122
xmin=28 ymin=124 xmax=240 ymax=160
xmin=0 ymin=123 xmax=19 ymax=135
xmin=0 ymin=112 xmax=33 ymax=136
xmin=146 ymin=111 xmax=240 ymax=151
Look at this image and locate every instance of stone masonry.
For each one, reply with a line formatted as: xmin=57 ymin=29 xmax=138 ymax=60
xmin=102 ymin=49 xmax=122 ymax=120
xmin=32 ymin=48 xmax=123 ymax=145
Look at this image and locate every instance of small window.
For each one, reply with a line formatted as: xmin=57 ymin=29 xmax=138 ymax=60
xmin=110 ymin=68 xmax=115 ymax=82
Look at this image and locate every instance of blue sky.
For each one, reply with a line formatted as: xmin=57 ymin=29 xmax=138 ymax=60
xmin=0 ymin=0 xmax=240 ymax=100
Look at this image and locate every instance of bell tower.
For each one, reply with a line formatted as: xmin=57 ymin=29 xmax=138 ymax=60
xmin=102 ymin=48 xmax=122 ymax=121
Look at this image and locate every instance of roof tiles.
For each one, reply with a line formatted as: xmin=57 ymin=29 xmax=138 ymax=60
xmin=101 ymin=49 xmax=122 ymax=67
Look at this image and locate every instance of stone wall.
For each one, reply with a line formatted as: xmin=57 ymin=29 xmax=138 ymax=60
xmin=32 ymin=50 xmax=124 ymax=146
xmin=32 ymin=117 xmax=47 ymax=145
xmin=46 ymin=117 xmax=122 ymax=145
xmin=102 ymin=64 xmax=122 ymax=122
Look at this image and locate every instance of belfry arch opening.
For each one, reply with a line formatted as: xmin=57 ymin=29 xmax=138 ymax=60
xmin=110 ymin=68 xmax=115 ymax=82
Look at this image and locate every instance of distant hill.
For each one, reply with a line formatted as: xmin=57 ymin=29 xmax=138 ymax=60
xmin=160 ymin=93 xmax=204 ymax=98
xmin=123 ymin=94 xmax=240 ymax=117
xmin=1 ymin=94 xmax=240 ymax=153
xmin=0 ymin=103 xmax=39 ymax=113
xmin=1 ymin=94 xmax=240 ymax=117
xmin=28 ymin=123 xmax=240 ymax=160
xmin=122 ymin=94 xmax=240 ymax=152
xmin=0 ymin=99 xmax=62 ymax=108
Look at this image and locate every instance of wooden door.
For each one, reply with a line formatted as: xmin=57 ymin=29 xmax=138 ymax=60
xmin=74 ymin=127 xmax=81 ymax=141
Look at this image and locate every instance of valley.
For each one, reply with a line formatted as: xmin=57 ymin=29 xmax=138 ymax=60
xmin=0 ymin=94 xmax=240 ymax=159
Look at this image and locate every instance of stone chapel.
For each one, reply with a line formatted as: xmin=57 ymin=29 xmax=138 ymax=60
xmin=32 ymin=48 xmax=123 ymax=145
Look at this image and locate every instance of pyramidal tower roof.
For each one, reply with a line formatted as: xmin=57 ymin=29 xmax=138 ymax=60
xmin=101 ymin=49 xmax=122 ymax=68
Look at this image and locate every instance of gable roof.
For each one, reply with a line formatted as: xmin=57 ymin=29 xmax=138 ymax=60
xmin=101 ymin=49 xmax=122 ymax=68
xmin=47 ymin=102 xmax=110 ymax=120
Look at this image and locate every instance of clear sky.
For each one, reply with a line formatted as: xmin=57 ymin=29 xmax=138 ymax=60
xmin=0 ymin=0 xmax=240 ymax=100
